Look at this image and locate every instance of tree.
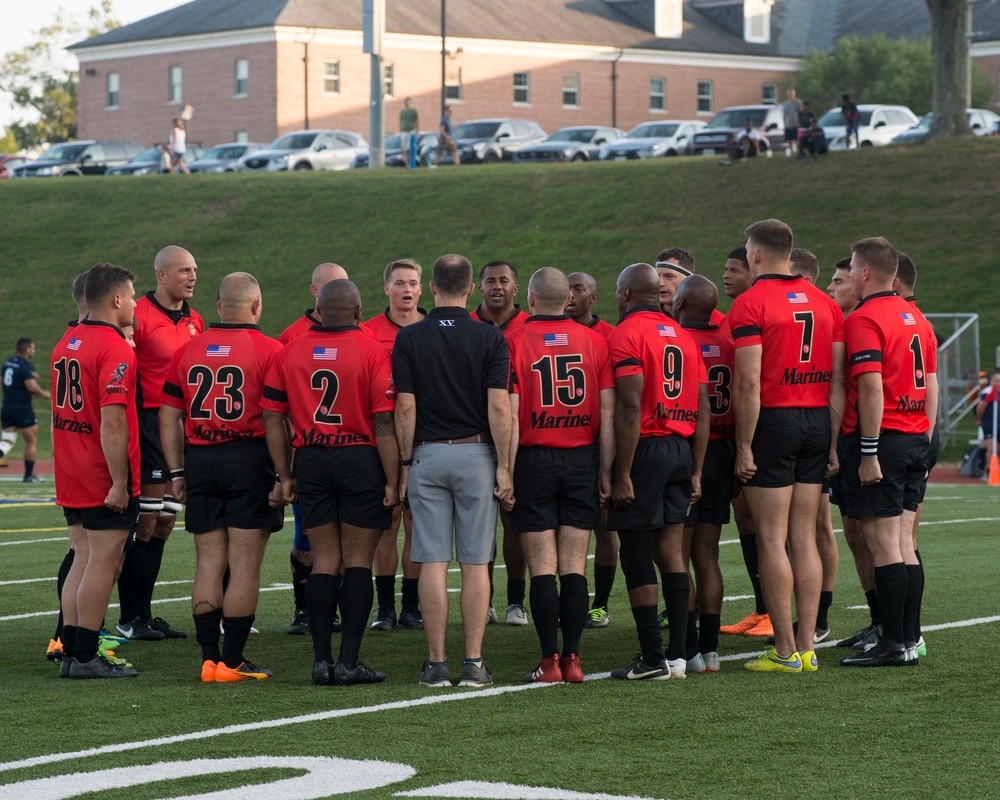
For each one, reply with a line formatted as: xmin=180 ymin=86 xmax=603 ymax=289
xmin=926 ymin=0 xmax=971 ymax=137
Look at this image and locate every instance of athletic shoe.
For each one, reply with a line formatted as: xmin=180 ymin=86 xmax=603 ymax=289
xmin=686 ymin=652 xmax=705 ymax=673
xmin=744 ymin=647 xmax=802 ymax=673
xmin=657 ymin=609 xmax=670 ymax=629
xmin=702 ymin=652 xmax=720 ymax=672
xmin=147 ymin=617 xmax=188 ymax=639
xmin=813 ymin=627 xmax=831 ymax=644
xmin=486 ymin=605 xmax=498 ymax=625
xmin=525 ymin=655 xmax=562 ymax=683
xmin=667 ymin=658 xmax=686 ymax=680
xmin=916 ymin=636 xmax=927 ymax=657
xmin=744 ymin=615 xmax=774 ymax=637
xmin=584 ymin=607 xmax=609 ymax=628
xmin=287 ymin=609 xmax=310 ymax=635
xmin=419 ymin=660 xmax=451 ymax=688
xmin=720 ymin=611 xmax=769 ymax=635
xmin=457 ymin=660 xmax=493 ymax=687
xmin=371 ymin=607 xmax=397 ymax=631
xmin=312 ymin=659 xmax=335 ymax=686
xmin=904 ymin=645 xmax=920 ymax=666
xmin=0 ymin=456 xmax=7 ymax=467
xmin=333 ymin=661 xmax=385 ymax=685
xmin=23 ymin=474 xmax=43 ymax=484
xmin=116 ymin=618 xmax=165 ymax=641
xmin=505 ymin=604 xmax=528 ymax=626
xmin=98 ymin=648 xmax=132 ymax=669
xmin=99 ymin=630 xmax=128 ymax=648
xmin=332 ymin=615 xmax=342 ymax=633
xmin=214 ymin=659 xmax=272 ymax=682
xmin=398 ymin=608 xmax=424 ymax=629
xmin=610 ymin=654 xmax=671 ymax=680
xmin=69 ymin=655 xmax=138 ymax=679
xmin=201 ymin=660 xmax=217 ymax=682
xmin=840 ymin=642 xmax=908 ymax=667
xmin=851 ymin=625 xmax=882 ymax=651
xmin=801 ymin=650 xmax=818 ymax=672
xmin=46 ymin=638 xmax=63 ymax=661
xmin=58 ymin=657 xmax=71 ymax=678
xmin=835 ymin=624 xmax=879 ymax=648
xmin=559 ymin=654 xmax=584 ymax=683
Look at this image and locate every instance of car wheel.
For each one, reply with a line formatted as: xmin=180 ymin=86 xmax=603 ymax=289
xmin=483 ymin=151 xmax=501 ymax=164
xmin=860 ymin=141 xmax=873 ymax=148
xmin=571 ymin=153 xmax=587 ymax=162
xmin=293 ymin=161 xmax=313 ymax=170
xmin=665 ymin=149 xmax=678 ymax=157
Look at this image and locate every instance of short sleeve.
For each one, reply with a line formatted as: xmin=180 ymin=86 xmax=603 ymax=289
xmin=98 ymin=342 xmax=135 ymax=408
xmin=846 ymin=314 xmax=884 ymax=376
xmin=728 ymin=295 xmax=762 ymax=348
xmin=260 ymin=352 xmax=290 ymax=413
xmin=392 ymin=330 xmax=416 ymax=394
xmin=483 ymin=330 xmax=509 ymax=391
xmin=368 ymin=343 xmax=396 ymax=414
xmin=609 ymin=326 xmax=642 ymax=379
xmin=160 ymin=347 xmax=186 ymax=409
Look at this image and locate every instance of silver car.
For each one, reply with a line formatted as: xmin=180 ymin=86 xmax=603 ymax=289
xmin=237 ymin=130 xmax=368 ymax=172
xmin=599 ymin=120 xmax=706 ymax=159
xmin=189 ymin=142 xmax=268 ymax=172
xmin=514 ymin=126 xmax=625 ymax=163
xmin=818 ymin=104 xmax=919 ymax=150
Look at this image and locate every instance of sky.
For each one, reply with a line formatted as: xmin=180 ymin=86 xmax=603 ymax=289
xmin=2 ymin=1 xmax=188 ymax=134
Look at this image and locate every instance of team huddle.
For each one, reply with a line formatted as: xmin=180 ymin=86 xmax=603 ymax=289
xmin=44 ymin=217 xmax=938 ymax=684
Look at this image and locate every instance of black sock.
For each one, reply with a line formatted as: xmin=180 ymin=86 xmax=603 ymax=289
xmin=138 ymin=537 xmax=166 ymax=620
xmin=592 ymin=563 xmax=616 ymax=610
xmin=529 ymin=575 xmax=559 ymax=656
xmin=24 ymin=460 xmax=35 ymax=479
xmin=117 ymin=538 xmax=147 ymax=624
xmin=54 ymin=549 xmax=75 ymax=640
xmin=559 ymin=573 xmax=588 ymax=657
xmin=903 ymin=565 xmax=924 ymax=647
xmin=865 ymin=589 xmax=881 ymax=627
xmin=76 ymin=627 xmax=100 ymax=664
xmin=686 ymin=609 xmax=699 ymax=659
xmin=507 ymin=578 xmax=526 ymax=607
xmin=914 ymin=550 xmax=924 ymax=638
xmin=873 ymin=563 xmax=908 ymax=647
xmin=306 ymin=572 xmax=340 ymax=663
xmin=291 ymin=553 xmax=311 ymax=612
xmin=401 ymin=577 xmax=419 ymax=611
xmin=221 ymin=615 xmax=255 ymax=668
xmin=817 ymin=590 xmax=833 ymax=630
xmin=375 ymin=575 xmax=396 ymax=611
xmin=699 ymin=613 xmax=721 ymax=653
xmin=193 ymin=609 xmax=223 ymax=663
xmin=740 ymin=534 xmax=766 ymax=614
xmin=337 ymin=567 xmax=374 ymax=668
xmin=662 ymin=572 xmax=690 ymax=661
xmin=630 ymin=605 xmax=663 ymax=664
xmin=62 ymin=625 xmax=77 ymax=660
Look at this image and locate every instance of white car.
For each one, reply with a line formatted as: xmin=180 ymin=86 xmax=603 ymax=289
xmin=599 ymin=120 xmax=706 ymax=160
xmin=818 ymin=104 xmax=919 ymax=150
xmin=237 ymin=129 xmax=368 ymax=172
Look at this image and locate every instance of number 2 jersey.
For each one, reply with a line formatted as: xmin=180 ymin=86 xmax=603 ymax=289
xmin=51 ymin=320 xmax=140 ymax=508
xmin=161 ymin=323 xmax=283 ymax=445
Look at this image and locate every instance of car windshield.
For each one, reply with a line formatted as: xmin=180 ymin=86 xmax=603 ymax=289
xmin=817 ymin=109 xmax=874 ymax=127
xmin=270 ymin=133 xmax=318 ymax=150
xmin=452 ymin=122 xmax=500 ymax=139
xmin=129 ymin=148 xmax=162 ymax=163
xmin=200 ymin=146 xmax=246 ymax=160
xmin=39 ymin=143 xmax=88 ymax=161
xmin=547 ymin=128 xmax=596 ymax=143
xmin=913 ymin=113 xmax=933 ymax=131
xmin=626 ymin=124 xmax=679 ymax=139
xmin=706 ymin=109 xmax=767 ymax=129
xmin=384 ymin=134 xmax=403 ymax=149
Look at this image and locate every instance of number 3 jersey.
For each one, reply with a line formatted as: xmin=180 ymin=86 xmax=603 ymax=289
xmin=162 ymin=323 xmax=283 ymax=445
xmin=260 ymin=325 xmax=395 ymax=448
xmin=51 ymin=320 xmax=140 ymax=508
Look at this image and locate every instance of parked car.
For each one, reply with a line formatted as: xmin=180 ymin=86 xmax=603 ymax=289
xmin=423 ymin=118 xmax=547 ymax=165
xmin=892 ymin=109 xmax=1000 ymax=143
xmin=12 ymin=140 xmax=143 ymax=177
xmin=0 ymin=154 xmax=31 ymax=179
xmin=514 ymin=126 xmax=625 ymax=163
xmin=105 ymin=144 xmax=207 ymax=175
xmin=352 ymin=132 xmax=438 ymax=168
xmin=818 ymin=104 xmax=919 ymax=150
xmin=599 ymin=120 xmax=705 ymax=160
xmin=188 ymin=142 xmax=268 ymax=172
xmin=236 ymin=130 xmax=368 ymax=172
xmin=689 ymin=106 xmax=784 ymax=157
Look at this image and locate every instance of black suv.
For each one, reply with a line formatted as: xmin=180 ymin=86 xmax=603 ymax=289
xmin=13 ymin=140 xmax=144 ymax=177
xmin=690 ymin=106 xmax=784 ymax=158
xmin=426 ymin=118 xmax=547 ymax=165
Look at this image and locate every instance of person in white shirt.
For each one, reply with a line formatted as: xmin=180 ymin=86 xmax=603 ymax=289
xmin=731 ymin=119 xmax=769 ymax=161
xmin=169 ymin=119 xmax=190 ymax=174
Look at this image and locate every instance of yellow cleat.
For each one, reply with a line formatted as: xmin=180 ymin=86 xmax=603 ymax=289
xmin=745 ymin=647 xmax=802 ymax=673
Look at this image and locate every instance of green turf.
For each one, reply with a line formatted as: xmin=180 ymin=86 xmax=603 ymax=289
xmin=1 ymin=481 xmax=998 ymax=799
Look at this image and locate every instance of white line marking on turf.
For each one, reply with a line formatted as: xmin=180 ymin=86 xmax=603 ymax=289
xmin=0 ymin=537 xmax=66 ymax=547
xmin=396 ymin=782 xmax=661 ymax=800
xmin=2 ymin=613 xmax=997 ymax=776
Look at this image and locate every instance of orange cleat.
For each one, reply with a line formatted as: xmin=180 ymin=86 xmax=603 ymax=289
xmin=201 ymin=660 xmax=218 ymax=682
xmin=46 ymin=638 xmax=64 ymax=661
xmin=214 ymin=659 xmax=272 ymax=682
xmin=719 ymin=611 xmax=768 ymax=635
xmin=744 ymin=614 xmax=774 ymax=638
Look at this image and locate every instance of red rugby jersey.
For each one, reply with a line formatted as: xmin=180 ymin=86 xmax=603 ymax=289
xmin=261 ymin=326 xmax=395 ymax=448
xmin=162 ymin=324 xmax=283 ymax=445
xmin=278 ymin=310 xmax=322 ymax=345
xmin=507 ymin=315 xmax=614 ymax=448
xmin=471 ymin=305 xmax=530 ymax=338
xmin=577 ymin=315 xmax=615 ymax=340
xmin=361 ymin=308 xmax=428 ymax=354
xmin=51 ymin=320 xmax=140 ymax=508
xmin=608 ymin=307 xmax=707 ymax=438
xmin=842 ymin=292 xmax=936 ymax=436
xmin=710 ymin=308 xmax=726 ymax=326
xmin=728 ymin=275 xmax=844 ymax=409
xmin=684 ymin=324 xmax=736 ymax=441
xmin=132 ymin=292 xmax=203 ymax=409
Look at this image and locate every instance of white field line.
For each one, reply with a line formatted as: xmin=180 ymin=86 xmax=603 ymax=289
xmin=2 ymin=612 xmax=997 ymax=777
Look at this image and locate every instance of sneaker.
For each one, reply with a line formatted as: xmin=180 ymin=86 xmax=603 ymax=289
xmin=835 ymin=624 xmax=878 ymax=648
xmin=559 ymin=654 xmax=584 ymax=683
xmin=58 ymin=657 xmax=71 ymax=678
xmin=702 ymin=651 xmax=720 ymax=672
xmin=720 ymin=611 xmax=769 ymax=635
xmin=287 ymin=609 xmax=310 ymax=635
xmin=99 ymin=630 xmax=128 ymax=648
xmin=657 ymin=609 xmax=670 ymax=630
xmin=147 ymin=617 xmax=188 ymax=639
xmin=851 ymin=625 xmax=882 ymax=650
xmin=486 ymin=605 xmax=498 ymax=625
xmin=801 ymin=650 xmax=818 ymax=672
xmin=116 ymin=618 xmax=165 ymax=641
xmin=419 ymin=659 xmax=452 ymax=688
xmin=813 ymin=627 xmax=831 ymax=644
xmin=687 ymin=652 xmax=706 ymax=674
xmin=23 ymin=474 xmax=43 ymax=484
xmin=584 ymin=607 xmax=609 ymax=629
xmin=525 ymin=655 xmax=562 ymax=683
xmin=458 ymin=659 xmax=493 ymax=687
xmin=744 ymin=647 xmax=802 ymax=673
xmin=46 ymin=638 xmax=63 ymax=661
xmin=904 ymin=645 xmax=920 ymax=666
xmin=69 ymin=655 xmax=138 ymax=679
xmin=98 ymin=648 xmax=132 ymax=669
xmin=333 ymin=661 xmax=385 ymax=685
xmin=201 ymin=660 xmax=217 ymax=682
xmin=505 ymin=604 xmax=528 ymax=626
xmin=916 ymin=635 xmax=926 ymax=657
xmin=312 ymin=659 xmax=335 ymax=686
xmin=398 ymin=607 xmax=424 ymax=629
xmin=840 ymin=642 xmax=908 ymax=667
xmin=610 ymin=654 xmax=671 ymax=680
xmin=371 ymin=607 xmax=397 ymax=631
xmin=214 ymin=659 xmax=272 ymax=682
xmin=667 ymin=658 xmax=687 ymax=680
xmin=744 ymin=615 xmax=774 ymax=637
xmin=0 ymin=456 xmax=7 ymax=466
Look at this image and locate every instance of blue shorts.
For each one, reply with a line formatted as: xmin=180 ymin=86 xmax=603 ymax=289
xmin=1 ymin=405 xmax=37 ymax=429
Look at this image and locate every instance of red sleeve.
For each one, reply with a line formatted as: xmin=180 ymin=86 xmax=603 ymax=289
xmin=610 ymin=325 xmax=643 ymax=379
xmin=728 ymin=294 xmax=762 ymax=348
xmin=831 ymin=302 xmax=846 ymax=343
xmin=596 ymin=337 xmax=615 ymax=390
xmin=260 ymin=352 xmax=289 ymax=414
xmin=367 ymin=343 xmax=396 ymax=414
xmin=160 ymin=346 xmax=186 ymax=410
xmin=99 ymin=343 xmax=135 ymax=408
xmin=697 ymin=351 xmax=708 ymax=385
xmin=846 ymin=313 xmax=884 ymax=377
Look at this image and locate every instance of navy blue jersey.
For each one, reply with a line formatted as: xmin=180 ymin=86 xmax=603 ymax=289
xmin=2 ymin=356 xmax=37 ymax=406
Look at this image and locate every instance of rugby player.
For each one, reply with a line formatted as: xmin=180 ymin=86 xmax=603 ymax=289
xmin=1 ymin=338 xmax=51 ymax=481
xmin=508 ymin=268 xmax=615 ymax=682
xmin=160 ymin=273 xmax=284 ymax=682
xmin=264 ymin=279 xmax=398 ymax=686
xmin=655 ymin=247 xmax=725 ymax=326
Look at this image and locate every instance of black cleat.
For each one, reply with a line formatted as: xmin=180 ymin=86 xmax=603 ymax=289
xmin=69 ymin=655 xmax=138 ymax=679
xmin=287 ymin=609 xmax=310 ymax=635
xmin=116 ymin=617 xmax=165 ymax=641
xmin=333 ymin=661 xmax=385 ymax=685
xmin=835 ymin=624 xmax=879 ymax=648
xmin=147 ymin=617 xmax=188 ymax=639
xmin=332 ymin=615 xmax=342 ymax=633
xmin=370 ymin=607 xmax=396 ymax=631
xmin=840 ymin=641 xmax=909 ymax=667
xmin=398 ymin=607 xmax=424 ymax=629
xmin=312 ymin=660 xmax=336 ymax=685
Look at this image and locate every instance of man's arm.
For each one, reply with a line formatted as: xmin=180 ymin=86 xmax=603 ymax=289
xmin=508 ymin=393 xmax=520 ymax=477
xmin=827 ymin=341 xmax=847 ymax=475
xmin=925 ymin=371 xmax=939 ymax=440
xmin=598 ymin=386 xmax=615 ymax=504
xmin=612 ymin=374 xmax=643 ymax=507
xmin=24 ymin=377 xmax=50 ymax=400
xmin=159 ymin=404 xmax=187 ymax=503
xmin=264 ymin=409 xmax=294 ymax=504
xmin=734 ymin=345 xmax=763 ymax=483
xmin=374 ymin=410 xmax=400 ymax=509
xmin=487 ymin=387 xmax=513 ymax=502
xmin=394 ymin=391 xmax=417 ymax=502
xmin=100 ymin=404 xmax=130 ymax=513
xmin=856 ymin=372 xmax=884 ymax=486
xmin=689 ymin=384 xmax=710 ymax=504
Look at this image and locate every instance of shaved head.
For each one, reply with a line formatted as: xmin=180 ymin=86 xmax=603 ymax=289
xmin=615 ymin=263 xmax=660 ymax=315
xmin=218 ymin=272 xmax=260 ymax=311
xmin=527 ymin=267 xmax=570 ymax=315
xmin=154 ymin=245 xmax=195 ymax=274
xmin=311 ymin=262 xmax=349 ymax=296
xmin=317 ymin=279 xmax=362 ymax=327
xmin=566 ymin=271 xmax=597 ymax=294
xmin=153 ymin=245 xmax=198 ymax=306
xmin=672 ymin=274 xmax=718 ymax=326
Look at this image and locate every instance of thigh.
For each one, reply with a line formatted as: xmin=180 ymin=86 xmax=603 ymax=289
xmin=521 ymin=530 xmax=558 ymax=575
xmin=340 ymin=521 xmax=381 ymax=569
xmin=453 ymin=444 xmax=499 ymax=565
xmin=742 ymin=484 xmax=793 ymax=542
xmin=556 ymin=526 xmax=591 ymax=575
xmin=608 ymin=436 xmax=671 ymax=533
xmin=306 ymin=521 xmax=342 ymax=573
xmin=20 ymin=424 xmax=38 ymax=444
xmin=408 ymin=444 xmax=456 ymax=563
xmin=511 ymin=447 xmax=562 ymax=534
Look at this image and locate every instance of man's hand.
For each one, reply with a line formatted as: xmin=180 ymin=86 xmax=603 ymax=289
xmin=383 ymin=484 xmax=400 ymax=509
xmin=599 ymin=474 xmax=612 ymax=505
xmin=859 ymin=457 xmax=882 ymax=486
xmin=611 ymin=475 xmax=634 ymax=508
xmin=170 ymin=476 xmax=187 ymax=504
xmin=399 ymin=466 xmax=409 ymax=505
xmin=689 ymin=475 xmax=702 ymax=506
xmin=825 ymin=448 xmax=840 ymax=478
xmin=105 ymin=483 xmax=128 ymax=513
xmin=268 ymin=481 xmax=287 ymax=510
xmin=494 ymin=466 xmax=513 ymax=503
xmin=734 ymin=447 xmax=757 ymax=483
xmin=280 ymin=477 xmax=297 ymax=505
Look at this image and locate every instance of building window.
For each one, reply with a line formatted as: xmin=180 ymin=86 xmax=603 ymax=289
xmin=650 ymin=77 xmax=666 ymax=112
xmin=235 ymin=59 xmax=249 ymax=97
xmin=562 ymin=72 xmax=580 ymax=107
xmin=323 ymin=61 xmax=340 ymax=95
xmin=445 ymin=67 xmax=463 ymax=101
xmin=168 ymin=66 xmax=182 ymax=104
xmin=234 ymin=131 xmax=249 ymax=143
xmin=513 ymin=71 xmax=530 ymax=105
xmin=106 ymin=72 xmax=119 ymax=108
xmin=697 ymin=80 xmax=713 ymax=113
xmin=762 ymin=83 xmax=777 ymax=105
xmin=384 ymin=63 xmax=394 ymax=98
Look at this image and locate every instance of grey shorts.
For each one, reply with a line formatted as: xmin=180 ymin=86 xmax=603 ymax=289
xmin=408 ymin=442 xmax=498 ymax=564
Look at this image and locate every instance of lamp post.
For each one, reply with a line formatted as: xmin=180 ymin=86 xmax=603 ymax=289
xmin=441 ymin=0 xmax=447 ymax=115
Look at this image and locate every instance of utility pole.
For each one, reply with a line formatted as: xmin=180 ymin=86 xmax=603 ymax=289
xmin=441 ymin=0 xmax=447 ymax=115
xmin=364 ymin=0 xmax=385 ymax=168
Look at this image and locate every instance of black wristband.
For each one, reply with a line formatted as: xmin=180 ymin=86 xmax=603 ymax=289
xmin=170 ymin=468 xmax=184 ymax=479
xmin=399 ymin=458 xmax=413 ymax=467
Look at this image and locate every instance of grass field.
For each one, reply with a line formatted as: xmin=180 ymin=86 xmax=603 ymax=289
xmin=1 ymin=477 xmax=998 ymax=799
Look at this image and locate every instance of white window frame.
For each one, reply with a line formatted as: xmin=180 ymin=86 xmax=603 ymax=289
xmin=649 ymin=77 xmax=666 ymax=113
xmin=562 ymin=72 xmax=580 ymax=108
xmin=383 ymin=63 xmax=394 ymax=99
xmin=168 ymin=66 xmax=182 ymax=104
xmin=234 ymin=131 xmax=249 ymax=143
xmin=234 ymin=59 xmax=249 ymax=98
xmin=762 ymin=83 xmax=777 ymax=105
xmin=106 ymin=72 xmax=119 ymax=109
xmin=697 ymin=80 xmax=714 ymax=114
xmin=513 ymin=71 xmax=531 ymax=106
xmin=445 ymin=66 xmax=463 ymax=102
xmin=323 ymin=61 xmax=341 ymax=95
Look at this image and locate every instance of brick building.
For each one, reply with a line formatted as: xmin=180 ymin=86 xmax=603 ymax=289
xmin=69 ymin=0 xmax=1000 ymax=148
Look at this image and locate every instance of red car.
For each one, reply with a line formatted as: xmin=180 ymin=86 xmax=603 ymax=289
xmin=0 ymin=154 xmax=32 ymax=179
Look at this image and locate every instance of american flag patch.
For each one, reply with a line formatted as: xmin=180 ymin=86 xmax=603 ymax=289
xmin=657 ymin=325 xmax=677 ymax=338
xmin=786 ymin=292 xmax=809 ymax=304
xmin=701 ymin=344 xmax=721 ymax=358
xmin=206 ymin=345 xmax=231 ymax=358
xmin=901 ymin=312 xmax=916 ymax=326
xmin=543 ymin=333 xmax=568 ymax=347
xmin=313 ymin=347 xmax=338 ymax=361
xmin=67 ymin=338 xmax=82 ymax=351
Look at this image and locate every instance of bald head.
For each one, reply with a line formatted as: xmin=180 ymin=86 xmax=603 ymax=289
xmin=615 ymin=263 xmax=660 ymax=316
xmin=527 ymin=267 xmax=570 ymax=316
xmin=672 ymin=275 xmax=718 ymax=327
xmin=566 ymin=271 xmax=598 ymax=321
xmin=217 ymin=272 xmax=262 ymax=323
xmin=317 ymin=279 xmax=362 ymax=327
xmin=154 ymin=245 xmax=195 ymax=273
xmin=312 ymin=262 xmax=348 ymax=288
xmin=153 ymin=245 xmax=198 ymax=306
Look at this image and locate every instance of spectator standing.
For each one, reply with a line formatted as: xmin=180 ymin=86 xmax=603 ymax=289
xmin=399 ymin=98 xmax=420 ymax=169
xmin=169 ymin=119 xmax=190 ymax=174
xmin=782 ymin=89 xmax=802 ymax=157
xmin=435 ymin=107 xmax=459 ymax=167
xmin=841 ymin=94 xmax=860 ymax=150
